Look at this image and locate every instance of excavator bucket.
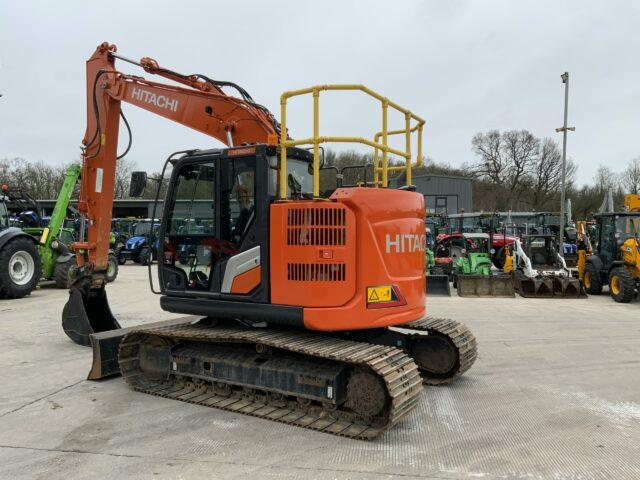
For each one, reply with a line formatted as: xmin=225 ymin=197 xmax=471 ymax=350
xmin=456 ymin=274 xmax=514 ymax=297
xmin=62 ymin=285 xmax=121 ymax=347
xmin=513 ymin=275 xmax=585 ymax=298
xmin=425 ymin=275 xmax=451 ymax=296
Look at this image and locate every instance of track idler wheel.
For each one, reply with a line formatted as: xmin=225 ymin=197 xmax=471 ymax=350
xmin=62 ymin=280 xmax=121 ymax=346
xmin=345 ymin=370 xmax=388 ymax=419
xmin=410 ymin=333 xmax=459 ymax=380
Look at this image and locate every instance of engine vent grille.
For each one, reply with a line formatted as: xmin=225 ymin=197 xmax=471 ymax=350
xmin=286 ymin=207 xmax=347 ymax=246
xmin=287 ymin=263 xmax=346 ymax=282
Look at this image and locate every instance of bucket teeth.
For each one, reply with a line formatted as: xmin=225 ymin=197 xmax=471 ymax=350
xmin=514 ymin=275 xmax=585 ymax=298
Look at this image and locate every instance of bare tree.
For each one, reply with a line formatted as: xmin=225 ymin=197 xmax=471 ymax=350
xmin=528 ymin=138 xmax=577 ymax=209
xmin=0 ymin=157 xmax=72 ymax=199
xmin=114 ymin=157 xmax=138 ymax=199
xmin=593 ymin=165 xmax=621 ymax=194
xmin=622 ymin=157 xmax=640 ymax=194
xmin=471 ymin=129 xmax=539 ymax=208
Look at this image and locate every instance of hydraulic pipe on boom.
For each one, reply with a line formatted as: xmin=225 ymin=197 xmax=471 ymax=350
xmin=62 ymin=42 xmax=279 ymax=345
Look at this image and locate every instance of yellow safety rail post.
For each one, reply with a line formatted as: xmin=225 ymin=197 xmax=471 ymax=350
xmin=405 ymin=112 xmax=411 ymax=186
xmin=373 ymin=123 xmax=424 ymax=182
xmin=279 ymin=85 xmax=425 ymax=199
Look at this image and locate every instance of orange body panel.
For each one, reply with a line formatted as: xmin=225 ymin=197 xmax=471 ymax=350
xmin=230 ymin=266 xmax=261 ymax=294
xmin=270 ymin=188 xmax=426 ymax=331
xmin=270 ymin=203 xmax=357 ymax=307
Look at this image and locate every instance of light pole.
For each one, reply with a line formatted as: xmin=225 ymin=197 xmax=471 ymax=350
xmin=555 ymin=72 xmax=575 ymax=256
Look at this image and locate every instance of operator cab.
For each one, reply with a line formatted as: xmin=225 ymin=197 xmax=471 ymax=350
xmin=158 ymin=145 xmax=314 ymax=306
xmin=593 ymin=213 xmax=640 ymax=262
xmin=461 ymin=232 xmax=491 ymax=254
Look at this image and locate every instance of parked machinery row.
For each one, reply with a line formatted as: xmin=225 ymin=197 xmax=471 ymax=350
xmin=425 ymin=211 xmax=584 ymax=299
xmin=0 ymin=170 xmax=170 ymax=299
xmin=426 ymin=200 xmax=638 ymax=303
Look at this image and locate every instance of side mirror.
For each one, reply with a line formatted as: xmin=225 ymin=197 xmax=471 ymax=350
xmin=129 ymin=171 xmax=148 ymax=197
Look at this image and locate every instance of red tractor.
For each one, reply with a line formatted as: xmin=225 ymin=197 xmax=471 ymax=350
xmin=436 ymin=212 xmax=517 ymax=269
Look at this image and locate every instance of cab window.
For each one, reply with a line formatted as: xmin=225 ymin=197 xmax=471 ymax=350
xmin=164 ymin=162 xmax=216 ymax=290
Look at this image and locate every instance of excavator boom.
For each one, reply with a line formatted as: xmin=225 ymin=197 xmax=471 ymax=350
xmin=77 ymin=42 xmax=278 ymax=271
xmin=63 ymin=42 xmax=278 ymax=345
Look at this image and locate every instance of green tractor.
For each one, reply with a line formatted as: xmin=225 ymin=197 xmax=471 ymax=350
xmin=21 ymin=165 xmax=118 ymax=288
xmin=452 ymin=232 xmax=514 ymax=297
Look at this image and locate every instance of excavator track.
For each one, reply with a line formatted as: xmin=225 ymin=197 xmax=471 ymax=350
xmin=397 ymin=317 xmax=477 ymax=385
xmin=118 ymin=322 xmax=423 ymax=440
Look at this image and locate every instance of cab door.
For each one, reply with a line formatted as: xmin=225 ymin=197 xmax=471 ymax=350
xmin=160 ymin=158 xmax=220 ymax=293
xmin=217 ymin=153 xmax=268 ymax=301
xmin=159 ymin=151 xmax=270 ymax=303
xmin=598 ymin=216 xmax=616 ymax=267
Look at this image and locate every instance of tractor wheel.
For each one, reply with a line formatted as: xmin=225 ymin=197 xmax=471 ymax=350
xmin=583 ymin=263 xmax=602 ymax=295
xmin=54 ymin=256 xmax=77 ymax=289
xmin=115 ymin=245 xmax=127 ymax=265
xmin=609 ymin=267 xmax=635 ymax=303
xmin=106 ymin=253 xmax=119 ymax=283
xmin=0 ymin=237 xmax=42 ymax=299
xmin=139 ymin=247 xmax=151 ymax=266
xmin=492 ymin=247 xmax=505 ymax=269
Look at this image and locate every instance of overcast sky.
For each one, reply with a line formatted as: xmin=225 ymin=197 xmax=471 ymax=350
xmin=1 ymin=1 xmax=639 ymax=185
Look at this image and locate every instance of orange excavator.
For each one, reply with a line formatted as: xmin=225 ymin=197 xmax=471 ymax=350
xmin=62 ymin=42 xmax=477 ymax=439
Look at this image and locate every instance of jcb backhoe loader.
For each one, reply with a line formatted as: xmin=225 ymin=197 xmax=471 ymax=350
xmin=581 ymin=194 xmax=640 ymax=303
xmin=61 ymin=42 xmax=478 ymax=439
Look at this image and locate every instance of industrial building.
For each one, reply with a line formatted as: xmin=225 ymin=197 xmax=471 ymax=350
xmin=38 ymin=198 xmax=163 ymax=218
xmin=390 ymin=172 xmax=473 ymax=214
xmin=38 ymin=172 xmax=473 ymax=218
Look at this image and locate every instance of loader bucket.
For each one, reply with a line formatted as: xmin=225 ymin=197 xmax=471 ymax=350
xmin=62 ymin=285 xmax=121 ymax=347
xmin=456 ymin=274 xmax=514 ymax=297
xmin=514 ymin=276 xmax=537 ymax=297
xmin=513 ymin=276 xmax=552 ymax=298
xmin=426 ymin=275 xmax=451 ymax=296
xmin=514 ymin=274 xmax=585 ymax=298
xmin=552 ymin=277 xmax=586 ymax=298
xmin=536 ymin=278 xmax=554 ymax=298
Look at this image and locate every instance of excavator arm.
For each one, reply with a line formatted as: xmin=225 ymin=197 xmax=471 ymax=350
xmin=63 ymin=42 xmax=279 ymax=346
xmin=75 ymin=42 xmax=278 ymax=271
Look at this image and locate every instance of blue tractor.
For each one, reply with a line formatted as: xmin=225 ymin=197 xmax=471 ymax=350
xmin=119 ymin=219 xmax=160 ymax=265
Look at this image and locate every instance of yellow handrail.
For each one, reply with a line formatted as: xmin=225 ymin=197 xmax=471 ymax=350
xmin=279 ymin=84 xmax=425 ymax=199
xmin=373 ymin=123 xmax=424 ymax=187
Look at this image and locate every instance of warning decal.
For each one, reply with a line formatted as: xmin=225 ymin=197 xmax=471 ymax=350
xmin=367 ymin=286 xmax=392 ymax=304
